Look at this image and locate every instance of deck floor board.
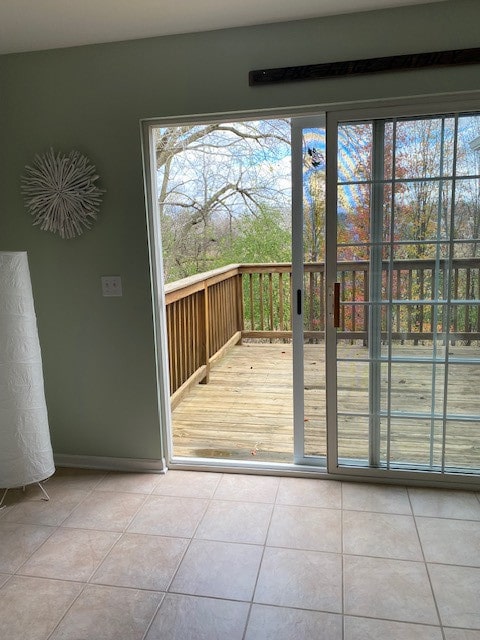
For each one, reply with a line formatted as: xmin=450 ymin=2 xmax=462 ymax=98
xmin=172 ymin=342 xmax=480 ymax=469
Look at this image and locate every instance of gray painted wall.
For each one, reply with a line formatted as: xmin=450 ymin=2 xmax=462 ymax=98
xmin=0 ymin=0 xmax=479 ymax=460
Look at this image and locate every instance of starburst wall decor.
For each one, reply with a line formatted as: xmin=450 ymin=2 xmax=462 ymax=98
xmin=21 ymin=149 xmax=105 ymax=239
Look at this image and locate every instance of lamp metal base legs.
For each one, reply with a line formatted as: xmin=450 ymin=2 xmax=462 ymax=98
xmin=0 ymin=482 xmax=51 ymax=509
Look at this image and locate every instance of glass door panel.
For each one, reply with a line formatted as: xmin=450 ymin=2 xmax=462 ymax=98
xmin=292 ymin=116 xmax=327 ymax=464
xmin=328 ymin=108 xmax=480 ymax=478
xmin=303 ymin=124 xmax=327 ymax=459
xmin=333 ymin=119 xmax=374 ymax=466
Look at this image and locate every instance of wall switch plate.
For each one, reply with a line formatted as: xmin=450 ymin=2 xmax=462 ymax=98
xmin=101 ymin=276 xmax=123 ymax=297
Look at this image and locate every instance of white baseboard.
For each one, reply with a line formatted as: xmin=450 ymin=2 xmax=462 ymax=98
xmin=54 ymin=454 xmax=167 ymax=474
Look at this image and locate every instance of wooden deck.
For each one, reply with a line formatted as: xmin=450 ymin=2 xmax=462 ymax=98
xmin=172 ymin=343 xmax=294 ymax=462
xmin=171 ymin=342 xmax=480 ymax=470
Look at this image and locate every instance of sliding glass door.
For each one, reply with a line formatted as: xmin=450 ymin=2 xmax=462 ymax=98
xmin=144 ymin=101 xmax=480 ymax=481
xmin=326 ymin=104 xmax=480 ymax=480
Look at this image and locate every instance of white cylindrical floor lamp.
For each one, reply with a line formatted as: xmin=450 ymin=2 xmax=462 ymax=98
xmin=0 ymin=251 xmax=55 ymax=507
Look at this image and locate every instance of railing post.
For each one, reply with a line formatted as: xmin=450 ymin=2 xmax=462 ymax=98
xmin=465 ymin=267 xmax=472 ymax=346
xmin=237 ymin=273 xmax=244 ymax=344
xmin=200 ymin=281 xmax=210 ymax=385
xmin=363 ymin=269 xmax=369 ymax=347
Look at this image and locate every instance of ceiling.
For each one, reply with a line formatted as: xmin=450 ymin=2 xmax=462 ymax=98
xmin=0 ymin=0 xmax=447 ymax=55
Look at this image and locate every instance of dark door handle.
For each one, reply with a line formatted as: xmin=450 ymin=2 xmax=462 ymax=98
xmin=333 ymin=282 xmax=340 ymax=328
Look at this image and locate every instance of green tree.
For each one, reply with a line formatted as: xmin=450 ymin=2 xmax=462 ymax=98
xmin=213 ymin=207 xmax=291 ymax=333
xmin=215 ymin=206 xmax=291 ymax=266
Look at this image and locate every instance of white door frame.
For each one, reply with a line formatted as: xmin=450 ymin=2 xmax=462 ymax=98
xmin=141 ymin=95 xmax=480 ymax=487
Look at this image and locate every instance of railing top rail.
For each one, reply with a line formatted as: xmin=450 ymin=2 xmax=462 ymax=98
xmin=239 ymin=263 xmax=292 ymax=274
xmin=165 ymin=264 xmax=241 ymax=303
xmin=237 ymin=257 xmax=480 ymax=272
xmin=165 ymin=257 xmax=480 ymax=303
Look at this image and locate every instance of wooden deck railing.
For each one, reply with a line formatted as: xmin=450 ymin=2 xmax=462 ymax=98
xmin=165 ymin=258 xmax=480 ymax=402
xmin=165 ymin=266 xmax=243 ymax=407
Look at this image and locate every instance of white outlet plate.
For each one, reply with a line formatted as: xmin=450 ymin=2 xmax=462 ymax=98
xmin=101 ymin=276 xmax=123 ymax=297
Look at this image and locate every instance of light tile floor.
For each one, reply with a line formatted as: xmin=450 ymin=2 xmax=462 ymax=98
xmin=0 ymin=468 xmax=479 ymax=640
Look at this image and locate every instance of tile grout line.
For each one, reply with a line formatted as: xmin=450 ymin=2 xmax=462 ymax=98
xmin=407 ymin=486 xmax=447 ymax=640
xmin=42 ymin=469 xmax=150 ymax=640
xmin=0 ymin=478 xmax=102 ymax=529
xmin=40 ymin=471 xmax=108 ymax=529
xmin=10 ymin=523 xmax=58 ymax=577
xmin=17 ymin=473 xmax=108 ymax=640
xmin=146 ymin=476 xmax=225 ymax=595
xmin=20 ymin=471 xmax=155 ymax=640
xmin=241 ymin=476 xmax=281 ymax=640
xmin=45 ymin=470 xmax=168 ymax=640
xmin=140 ymin=471 xmax=227 ymax=640
xmin=139 ymin=594 xmax=165 ymax=640
xmin=44 ymin=579 xmax=90 ymax=640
